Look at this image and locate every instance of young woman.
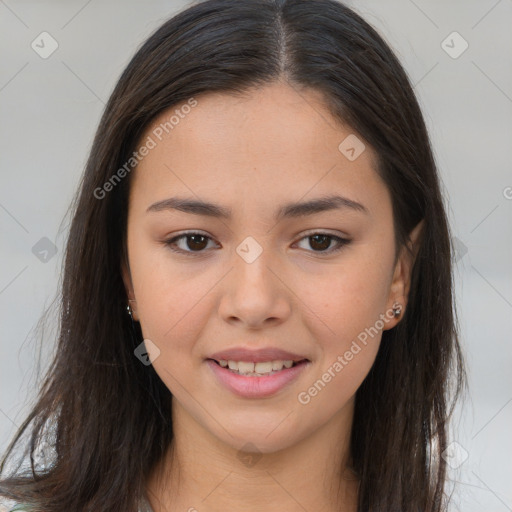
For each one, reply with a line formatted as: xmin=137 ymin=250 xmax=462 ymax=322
xmin=0 ymin=0 xmax=466 ymax=510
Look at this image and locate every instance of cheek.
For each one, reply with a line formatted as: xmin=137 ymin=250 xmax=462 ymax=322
xmin=134 ymin=271 xmax=213 ymax=397
xmin=292 ymin=245 xmax=393 ymax=405
xmin=135 ymin=271 xmax=208 ymax=353
xmin=128 ymin=240 xmax=220 ymax=370
xmin=299 ymin=248 xmax=393 ymax=344
xmin=294 ymin=265 xmax=388 ymax=417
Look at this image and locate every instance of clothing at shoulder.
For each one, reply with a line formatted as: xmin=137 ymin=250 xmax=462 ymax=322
xmin=139 ymin=494 xmax=155 ymax=512
xmin=5 ymin=498 xmax=153 ymax=512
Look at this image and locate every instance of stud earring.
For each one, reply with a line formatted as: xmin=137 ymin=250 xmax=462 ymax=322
xmin=392 ymin=302 xmax=402 ymax=318
xmin=126 ymin=299 xmax=137 ymax=320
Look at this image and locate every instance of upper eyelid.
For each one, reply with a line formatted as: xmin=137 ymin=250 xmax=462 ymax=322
xmin=296 ymin=228 xmax=349 ymax=238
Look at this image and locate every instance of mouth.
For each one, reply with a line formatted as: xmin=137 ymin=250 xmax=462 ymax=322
xmin=207 ymin=358 xmax=310 ymax=377
xmin=205 ymin=357 xmax=311 ymax=398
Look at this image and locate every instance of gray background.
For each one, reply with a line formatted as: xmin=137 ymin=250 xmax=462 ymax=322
xmin=1 ymin=0 xmax=511 ymax=510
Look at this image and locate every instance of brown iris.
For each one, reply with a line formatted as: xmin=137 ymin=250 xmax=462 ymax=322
xmin=308 ymin=234 xmax=332 ymax=251
xmin=185 ymin=234 xmax=209 ymax=251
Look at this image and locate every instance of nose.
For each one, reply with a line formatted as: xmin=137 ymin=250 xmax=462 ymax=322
xmin=218 ymin=244 xmax=292 ymax=329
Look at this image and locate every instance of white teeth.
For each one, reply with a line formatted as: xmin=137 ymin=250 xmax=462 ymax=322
xmin=255 ymin=361 xmax=273 ymax=373
xmin=237 ymin=361 xmax=255 ymax=373
xmin=220 ymin=359 xmax=297 ymax=376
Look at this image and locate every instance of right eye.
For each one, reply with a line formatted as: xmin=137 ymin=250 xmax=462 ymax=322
xmin=164 ymin=232 xmax=218 ymax=255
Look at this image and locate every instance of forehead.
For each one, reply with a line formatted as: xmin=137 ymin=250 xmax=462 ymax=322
xmin=131 ymin=82 xmax=387 ymax=218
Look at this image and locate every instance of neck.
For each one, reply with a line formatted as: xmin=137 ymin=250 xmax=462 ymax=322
xmin=145 ymin=397 xmax=359 ymax=512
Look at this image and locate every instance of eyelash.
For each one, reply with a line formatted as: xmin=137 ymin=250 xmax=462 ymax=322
xmin=163 ymin=231 xmax=351 ymax=256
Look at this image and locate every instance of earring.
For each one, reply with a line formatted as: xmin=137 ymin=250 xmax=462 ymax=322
xmin=127 ymin=299 xmax=136 ymax=320
xmin=392 ymin=302 xmax=402 ymax=318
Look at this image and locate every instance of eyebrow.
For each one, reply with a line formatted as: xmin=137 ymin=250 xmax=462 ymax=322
xmin=146 ymin=194 xmax=369 ymax=220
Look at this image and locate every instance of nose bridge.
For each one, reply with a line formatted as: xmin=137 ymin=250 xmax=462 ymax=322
xmin=218 ymin=234 xmax=291 ymax=326
xmin=233 ymin=234 xmax=276 ymax=292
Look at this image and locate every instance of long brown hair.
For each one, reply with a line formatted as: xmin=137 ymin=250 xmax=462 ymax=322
xmin=0 ymin=0 xmax=467 ymax=510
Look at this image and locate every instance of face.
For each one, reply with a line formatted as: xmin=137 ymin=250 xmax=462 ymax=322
xmin=122 ymin=81 xmax=417 ymax=454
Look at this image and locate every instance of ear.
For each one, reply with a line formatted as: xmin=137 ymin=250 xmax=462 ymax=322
xmin=121 ymin=257 xmax=140 ymax=322
xmin=383 ymin=219 xmax=424 ymax=330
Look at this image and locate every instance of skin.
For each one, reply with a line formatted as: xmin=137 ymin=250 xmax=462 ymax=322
xmin=122 ymin=80 xmax=422 ymax=512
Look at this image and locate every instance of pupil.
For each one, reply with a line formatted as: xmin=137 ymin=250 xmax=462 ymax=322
xmin=310 ymin=235 xmax=330 ymax=251
xmin=188 ymin=235 xmax=207 ymax=251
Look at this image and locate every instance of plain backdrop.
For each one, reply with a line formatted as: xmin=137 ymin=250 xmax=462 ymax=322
xmin=0 ymin=1 xmax=511 ymax=510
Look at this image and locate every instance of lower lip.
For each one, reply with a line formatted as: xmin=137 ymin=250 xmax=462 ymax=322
xmin=206 ymin=359 xmax=310 ymax=399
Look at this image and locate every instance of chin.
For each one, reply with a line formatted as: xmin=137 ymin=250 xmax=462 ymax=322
xmin=213 ymin=422 xmax=304 ymax=455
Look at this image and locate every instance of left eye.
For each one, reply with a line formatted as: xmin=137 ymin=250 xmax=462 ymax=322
xmin=164 ymin=232 xmax=350 ymax=255
xmin=294 ymin=233 xmax=350 ymax=254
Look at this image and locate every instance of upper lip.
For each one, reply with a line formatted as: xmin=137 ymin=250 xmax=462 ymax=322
xmin=208 ymin=347 xmax=310 ymax=363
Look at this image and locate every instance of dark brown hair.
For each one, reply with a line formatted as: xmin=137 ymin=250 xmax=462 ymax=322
xmin=0 ymin=0 xmax=467 ymax=510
